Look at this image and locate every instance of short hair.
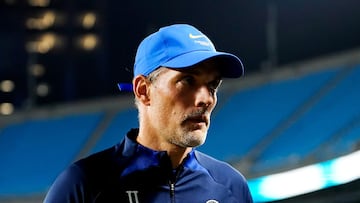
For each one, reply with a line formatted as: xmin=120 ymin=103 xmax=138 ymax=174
xmin=134 ymin=67 xmax=166 ymax=108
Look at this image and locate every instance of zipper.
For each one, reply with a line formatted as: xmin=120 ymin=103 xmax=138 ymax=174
xmin=168 ymin=166 xmax=183 ymax=203
xmin=169 ymin=181 xmax=175 ymax=203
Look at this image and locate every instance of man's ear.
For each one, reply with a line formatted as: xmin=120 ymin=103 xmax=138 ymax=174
xmin=133 ymin=75 xmax=151 ymax=105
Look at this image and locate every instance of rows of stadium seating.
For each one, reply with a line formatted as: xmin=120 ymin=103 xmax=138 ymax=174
xmin=199 ymin=66 xmax=341 ymax=162
xmin=251 ymin=65 xmax=360 ymax=173
xmin=90 ymin=108 xmax=138 ymax=154
xmin=0 ymin=112 xmax=104 ymax=196
xmin=0 ymin=64 xmax=360 ymax=200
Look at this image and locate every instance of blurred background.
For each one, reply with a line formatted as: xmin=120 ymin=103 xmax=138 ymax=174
xmin=1 ymin=0 xmax=360 ymax=202
xmin=1 ymin=0 xmax=360 ymax=112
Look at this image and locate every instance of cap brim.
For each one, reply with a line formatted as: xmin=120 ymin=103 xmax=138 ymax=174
xmin=161 ymin=51 xmax=244 ymax=78
xmin=118 ymin=51 xmax=244 ymax=92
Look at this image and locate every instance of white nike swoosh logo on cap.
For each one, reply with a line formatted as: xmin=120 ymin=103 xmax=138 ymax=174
xmin=189 ymin=33 xmax=205 ymax=39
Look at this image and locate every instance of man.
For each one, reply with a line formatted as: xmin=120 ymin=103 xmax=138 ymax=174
xmin=44 ymin=24 xmax=253 ymax=203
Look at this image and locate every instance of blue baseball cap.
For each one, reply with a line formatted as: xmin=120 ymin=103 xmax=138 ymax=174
xmin=118 ymin=24 xmax=244 ymax=91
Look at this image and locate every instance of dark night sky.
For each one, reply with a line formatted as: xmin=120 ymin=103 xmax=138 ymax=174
xmin=106 ymin=0 xmax=360 ymax=84
xmin=1 ymin=0 xmax=360 ymax=108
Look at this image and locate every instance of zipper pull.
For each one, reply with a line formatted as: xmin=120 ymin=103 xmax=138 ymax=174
xmin=170 ymin=182 xmax=175 ymax=197
xmin=169 ymin=165 xmax=183 ymax=202
xmin=169 ymin=181 xmax=176 ymax=203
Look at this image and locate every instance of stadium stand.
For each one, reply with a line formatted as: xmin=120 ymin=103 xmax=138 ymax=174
xmin=250 ymin=64 xmax=360 ymax=174
xmin=198 ymin=67 xmax=341 ymax=162
xmin=89 ymin=108 xmax=138 ymax=154
xmin=0 ymin=112 xmax=103 ymax=197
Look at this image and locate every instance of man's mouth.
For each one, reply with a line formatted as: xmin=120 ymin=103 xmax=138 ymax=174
xmin=182 ymin=108 xmax=210 ymax=127
xmin=184 ymin=115 xmax=208 ymax=126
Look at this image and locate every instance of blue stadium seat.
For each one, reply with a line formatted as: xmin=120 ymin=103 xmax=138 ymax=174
xmin=0 ymin=112 xmax=103 ymax=196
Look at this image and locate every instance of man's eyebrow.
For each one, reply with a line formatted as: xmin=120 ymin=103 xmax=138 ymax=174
xmin=175 ymin=68 xmax=199 ymax=75
xmin=177 ymin=68 xmax=221 ymax=77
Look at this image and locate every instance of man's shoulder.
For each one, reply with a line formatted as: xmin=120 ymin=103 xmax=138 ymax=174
xmin=194 ymin=150 xmax=247 ymax=182
xmin=74 ymin=144 xmax=122 ymax=174
xmin=44 ymin=144 xmax=126 ymax=202
xmin=194 ymin=150 xmax=234 ymax=169
xmin=194 ymin=150 xmax=253 ymax=202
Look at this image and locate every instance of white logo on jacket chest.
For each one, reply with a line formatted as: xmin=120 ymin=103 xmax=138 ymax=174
xmin=126 ymin=191 xmax=139 ymax=203
xmin=206 ymin=200 xmax=219 ymax=203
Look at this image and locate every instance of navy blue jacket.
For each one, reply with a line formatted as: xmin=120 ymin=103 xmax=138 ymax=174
xmin=44 ymin=129 xmax=253 ymax=203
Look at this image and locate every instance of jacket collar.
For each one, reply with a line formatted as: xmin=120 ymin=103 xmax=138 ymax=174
xmin=120 ymin=128 xmax=204 ymax=175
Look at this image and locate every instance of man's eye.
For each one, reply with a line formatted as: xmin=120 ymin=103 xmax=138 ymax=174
xmin=208 ymin=80 xmax=221 ymax=92
xmin=208 ymin=85 xmax=218 ymax=94
xmin=182 ymin=76 xmax=195 ymax=85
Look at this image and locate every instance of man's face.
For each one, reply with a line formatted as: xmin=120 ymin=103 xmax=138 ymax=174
xmin=147 ymin=60 xmax=222 ymax=148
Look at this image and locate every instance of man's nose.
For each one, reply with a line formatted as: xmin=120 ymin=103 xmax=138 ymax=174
xmin=194 ymin=86 xmax=215 ymax=107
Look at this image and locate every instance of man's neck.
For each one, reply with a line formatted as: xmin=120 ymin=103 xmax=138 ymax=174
xmin=136 ymin=130 xmax=192 ymax=168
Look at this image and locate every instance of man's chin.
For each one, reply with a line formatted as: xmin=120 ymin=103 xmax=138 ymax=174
xmin=185 ymin=130 xmax=208 ymax=147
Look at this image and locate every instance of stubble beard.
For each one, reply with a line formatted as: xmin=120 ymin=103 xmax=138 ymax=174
xmin=169 ymin=122 xmax=209 ymax=148
xmin=177 ymin=109 xmax=211 ymax=147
